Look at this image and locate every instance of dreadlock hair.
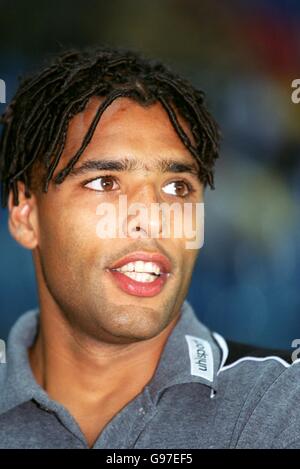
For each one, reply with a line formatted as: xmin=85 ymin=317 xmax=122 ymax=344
xmin=0 ymin=46 xmax=221 ymax=208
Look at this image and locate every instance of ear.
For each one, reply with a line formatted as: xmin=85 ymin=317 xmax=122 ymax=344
xmin=7 ymin=181 xmax=39 ymax=249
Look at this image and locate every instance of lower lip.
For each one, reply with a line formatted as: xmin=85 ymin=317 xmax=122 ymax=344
xmin=107 ymin=270 xmax=170 ymax=297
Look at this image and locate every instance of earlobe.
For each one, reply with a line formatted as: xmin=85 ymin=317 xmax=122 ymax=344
xmin=7 ymin=182 xmax=39 ymax=250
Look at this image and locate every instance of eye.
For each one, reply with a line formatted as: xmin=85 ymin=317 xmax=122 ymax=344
xmin=84 ymin=175 xmax=119 ymax=192
xmin=162 ymin=180 xmax=194 ymax=198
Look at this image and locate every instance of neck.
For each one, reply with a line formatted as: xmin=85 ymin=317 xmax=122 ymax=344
xmin=28 ymin=305 xmax=180 ymax=414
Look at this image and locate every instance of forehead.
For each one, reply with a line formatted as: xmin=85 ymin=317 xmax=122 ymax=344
xmin=57 ymin=96 xmax=197 ymax=171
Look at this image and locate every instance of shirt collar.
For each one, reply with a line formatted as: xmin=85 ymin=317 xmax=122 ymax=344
xmin=0 ymin=306 xmax=42 ymax=415
xmin=147 ymin=300 xmax=221 ymax=405
xmin=0 ymin=300 xmax=222 ymax=415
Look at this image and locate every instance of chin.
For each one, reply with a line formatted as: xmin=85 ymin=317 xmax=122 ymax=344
xmin=106 ymin=306 xmax=168 ymax=340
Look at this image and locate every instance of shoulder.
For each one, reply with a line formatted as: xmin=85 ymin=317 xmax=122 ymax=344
xmin=213 ymin=333 xmax=291 ymax=382
xmin=232 ymin=359 xmax=300 ymax=448
xmin=223 ymin=339 xmax=292 ymax=366
xmin=214 ymin=334 xmax=292 ymax=409
xmin=212 ymin=337 xmax=300 ymax=449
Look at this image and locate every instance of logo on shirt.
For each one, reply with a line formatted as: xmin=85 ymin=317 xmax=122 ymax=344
xmin=185 ymin=335 xmax=214 ymax=382
xmin=0 ymin=339 xmax=6 ymax=363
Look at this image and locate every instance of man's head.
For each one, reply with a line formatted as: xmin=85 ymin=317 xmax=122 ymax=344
xmin=0 ymin=47 xmax=220 ymax=344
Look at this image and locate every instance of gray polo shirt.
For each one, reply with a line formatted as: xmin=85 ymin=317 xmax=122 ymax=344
xmin=0 ymin=300 xmax=298 ymax=448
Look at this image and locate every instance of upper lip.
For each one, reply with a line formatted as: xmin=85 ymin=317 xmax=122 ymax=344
xmin=107 ymin=251 xmax=172 ymax=273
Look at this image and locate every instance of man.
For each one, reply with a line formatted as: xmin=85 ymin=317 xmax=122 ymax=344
xmin=0 ymin=46 xmax=297 ymax=449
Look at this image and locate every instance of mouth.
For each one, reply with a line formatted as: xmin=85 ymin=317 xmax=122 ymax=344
xmin=105 ymin=251 xmax=172 ymax=297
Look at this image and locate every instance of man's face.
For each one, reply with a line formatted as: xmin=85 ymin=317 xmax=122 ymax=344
xmin=29 ymin=96 xmax=204 ymax=344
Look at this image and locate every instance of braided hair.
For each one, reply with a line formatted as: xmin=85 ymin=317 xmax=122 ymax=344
xmin=0 ymin=46 xmax=221 ymax=208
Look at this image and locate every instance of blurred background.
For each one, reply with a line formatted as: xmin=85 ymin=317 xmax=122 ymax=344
xmin=0 ymin=0 xmax=299 ymax=349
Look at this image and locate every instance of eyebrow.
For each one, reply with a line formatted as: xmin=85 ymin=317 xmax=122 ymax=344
xmin=67 ymin=157 xmax=201 ymax=180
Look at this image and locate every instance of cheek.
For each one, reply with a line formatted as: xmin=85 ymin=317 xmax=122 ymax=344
xmin=37 ymin=203 xmax=100 ymax=269
xmin=178 ymin=240 xmax=198 ymax=272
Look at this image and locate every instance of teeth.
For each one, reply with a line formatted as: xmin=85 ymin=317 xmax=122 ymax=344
xmin=123 ymin=272 xmax=157 ymax=283
xmin=116 ymin=260 xmax=161 ymax=275
xmin=135 ymin=261 xmax=144 ymax=272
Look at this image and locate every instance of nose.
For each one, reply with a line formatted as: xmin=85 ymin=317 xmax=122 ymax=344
xmin=126 ymin=182 xmax=163 ymax=239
